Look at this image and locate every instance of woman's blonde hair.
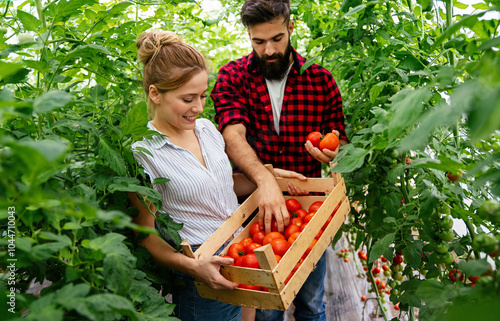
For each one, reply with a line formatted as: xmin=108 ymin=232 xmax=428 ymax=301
xmin=136 ymin=30 xmax=207 ymax=119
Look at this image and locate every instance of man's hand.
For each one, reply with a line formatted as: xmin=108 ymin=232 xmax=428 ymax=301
xmin=305 ymin=130 xmax=346 ymax=163
xmin=256 ymin=172 xmax=290 ymax=234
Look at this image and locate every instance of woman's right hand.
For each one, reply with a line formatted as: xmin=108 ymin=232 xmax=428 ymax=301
xmin=191 ymin=256 xmax=238 ymax=290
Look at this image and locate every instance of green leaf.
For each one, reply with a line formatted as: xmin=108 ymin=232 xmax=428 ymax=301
xmin=120 ymin=102 xmax=150 ymax=137
xmin=388 ymin=88 xmax=433 ymax=142
xmin=17 ymin=10 xmax=41 ymax=31
xmin=153 ymin=177 xmax=170 ymax=185
xmin=331 ymin=147 xmax=368 ymax=173
xmin=97 ymin=137 xmax=127 ymax=176
xmin=104 ymin=253 xmax=135 ymax=295
xmin=32 ymin=242 xmax=69 ymax=260
xmin=74 ymin=293 xmax=139 ymax=321
xmin=478 ymin=36 xmax=500 ymax=51
xmin=368 ymin=233 xmax=395 ymax=264
xmin=53 ymin=283 xmax=91 ymax=309
xmin=156 ymin=212 xmax=183 ymax=249
xmin=457 ymin=259 xmax=491 ymax=276
xmin=33 ymin=90 xmax=73 ymax=113
xmin=403 ymin=239 xmax=424 ymax=269
xmin=300 ymin=56 xmax=318 ymax=75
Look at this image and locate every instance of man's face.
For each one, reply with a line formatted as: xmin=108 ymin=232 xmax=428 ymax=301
xmin=248 ymin=17 xmax=294 ymax=80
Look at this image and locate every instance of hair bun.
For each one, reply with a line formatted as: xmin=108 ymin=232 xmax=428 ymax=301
xmin=136 ymin=30 xmax=180 ymax=64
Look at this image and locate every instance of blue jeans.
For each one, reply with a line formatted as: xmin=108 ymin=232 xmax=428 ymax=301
xmin=255 ymin=251 xmax=327 ymax=321
xmin=172 ymin=270 xmax=242 ymax=321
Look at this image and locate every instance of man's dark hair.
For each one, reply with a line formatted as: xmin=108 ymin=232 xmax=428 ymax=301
xmin=241 ymin=0 xmax=291 ymax=28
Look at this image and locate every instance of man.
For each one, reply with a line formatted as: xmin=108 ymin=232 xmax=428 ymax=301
xmin=211 ymin=1 xmax=348 ymax=320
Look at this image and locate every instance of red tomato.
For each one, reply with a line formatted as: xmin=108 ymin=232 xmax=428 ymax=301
xmin=393 ymin=254 xmax=403 ymax=265
xmin=240 ymin=237 xmax=253 ymax=252
xmin=271 ymin=218 xmax=279 ymax=232
xmin=246 ymin=243 xmax=262 ymax=254
xmin=275 ymin=254 xmax=282 ymax=263
xmin=306 ymin=131 xmax=322 ymax=148
xmin=302 ymin=239 xmax=317 ymax=259
xmin=290 ymin=217 xmax=303 ymax=227
xmin=300 ymin=222 xmax=308 ymax=232
xmin=286 ymin=198 xmax=302 ymax=214
xmin=237 ymin=284 xmax=262 ymax=291
xmin=288 ymin=231 xmax=301 ymax=244
xmin=263 ymin=231 xmax=286 ymax=245
xmin=227 ymin=243 xmax=245 ymax=260
xmin=322 ymin=215 xmax=333 ymax=230
xmin=315 ymin=229 xmax=323 ymax=240
xmin=284 ymin=224 xmax=301 ymax=240
xmin=292 ymin=208 xmax=308 ymax=220
xmin=304 ymin=212 xmax=315 ymax=224
xmin=308 ymin=201 xmax=323 ymax=213
xmin=242 ymin=253 xmax=260 ymax=269
xmin=449 ymin=269 xmax=464 ymax=282
xmin=270 ymin=238 xmax=291 ymax=257
xmin=253 ymin=231 xmax=266 ymax=245
xmin=249 ymin=222 xmax=262 ymax=237
xmin=292 ymin=258 xmax=303 ymax=273
xmin=234 ymin=256 xmax=245 ymax=267
xmin=319 ymin=132 xmax=339 ymax=151
xmin=284 ymin=272 xmax=294 ymax=285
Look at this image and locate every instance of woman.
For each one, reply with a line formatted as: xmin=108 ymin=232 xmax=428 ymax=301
xmin=130 ymin=30 xmax=307 ymax=321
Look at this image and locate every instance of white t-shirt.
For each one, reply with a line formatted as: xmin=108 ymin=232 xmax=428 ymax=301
xmin=265 ymin=65 xmax=293 ymax=134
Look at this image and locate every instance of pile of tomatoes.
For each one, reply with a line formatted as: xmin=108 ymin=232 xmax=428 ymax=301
xmin=223 ymin=198 xmax=339 ymax=291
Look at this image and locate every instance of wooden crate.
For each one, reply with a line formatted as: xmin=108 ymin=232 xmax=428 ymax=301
xmin=181 ymin=171 xmax=350 ymax=311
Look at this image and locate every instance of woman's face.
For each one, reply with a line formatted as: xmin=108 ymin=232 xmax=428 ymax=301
xmin=151 ymin=71 xmax=208 ymax=134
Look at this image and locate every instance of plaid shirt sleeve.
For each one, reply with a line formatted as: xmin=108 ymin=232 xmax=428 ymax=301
xmin=211 ymin=59 xmax=252 ymax=132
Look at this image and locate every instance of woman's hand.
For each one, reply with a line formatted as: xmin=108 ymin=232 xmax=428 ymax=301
xmin=273 ymin=168 xmax=309 ymax=196
xmin=190 ymin=256 xmax=238 ymax=290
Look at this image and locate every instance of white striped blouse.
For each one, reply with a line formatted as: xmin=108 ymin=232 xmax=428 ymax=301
xmin=132 ymin=119 xmax=240 ymax=246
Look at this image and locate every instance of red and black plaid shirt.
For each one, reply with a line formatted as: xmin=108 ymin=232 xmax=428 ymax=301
xmin=211 ymin=48 xmax=347 ymax=178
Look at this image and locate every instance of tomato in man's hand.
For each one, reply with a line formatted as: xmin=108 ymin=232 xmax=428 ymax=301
xmin=319 ymin=132 xmax=339 ymax=151
xmin=306 ymin=131 xmax=322 ymax=148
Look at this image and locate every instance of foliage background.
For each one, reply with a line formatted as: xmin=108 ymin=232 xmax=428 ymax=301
xmin=0 ymin=0 xmax=499 ymax=320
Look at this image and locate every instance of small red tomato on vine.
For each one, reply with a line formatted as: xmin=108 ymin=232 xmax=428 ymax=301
xmin=393 ymin=254 xmax=404 ymax=265
xmin=449 ymin=269 xmax=465 ymax=282
xmin=447 ymin=172 xmax=462 ymax=182
xmin=361 ymin=295 xmax=367 ymax=301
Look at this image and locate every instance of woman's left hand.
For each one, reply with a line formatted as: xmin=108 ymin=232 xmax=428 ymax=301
xmin=273 ymin=168 xmax=309 ymax=196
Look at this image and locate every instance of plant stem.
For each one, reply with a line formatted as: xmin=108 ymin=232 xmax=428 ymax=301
xmin=367 ymin=268 xmax=389 ymax=321
xmin=34 ymin=0 xmax=47 ymax=30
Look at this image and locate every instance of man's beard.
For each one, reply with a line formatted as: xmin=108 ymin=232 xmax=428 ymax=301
xmin=253 ymin=40 xmax=293 ymax=80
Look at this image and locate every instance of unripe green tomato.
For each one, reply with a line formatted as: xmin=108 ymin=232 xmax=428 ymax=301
xmin=477 ymin=200 xmax=500 ymax=224
xmin=388 ymin=280 xmax=397 ymax=288
xmin=384 ymin=270 xmax=392 ymax=277
xmin=394 ymin=271 xmax=404 ymax=281
xmin=439 ymin=215 xmax=454 ymax=230
xmin=492 ymin=141 xmax=500 ymax=152
xmin=472 ymin=233 xmax=498 ymax=254
xmin=0 ymin=26 xmax=7 ymax=34
xmin=434 ymin=242 xmax=448 ymax=254
xmin=438 ymin=252 xmax=454 ymax=265
xmin=392 ymin=288 xmax=400 ymax=296
xmin=439 ymin=230 xmax=455 ymax=242
xmin=18 ymin=32 xmax=34 ymax=43
xmin=438 ymin=204 xmax=451 ymax=215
